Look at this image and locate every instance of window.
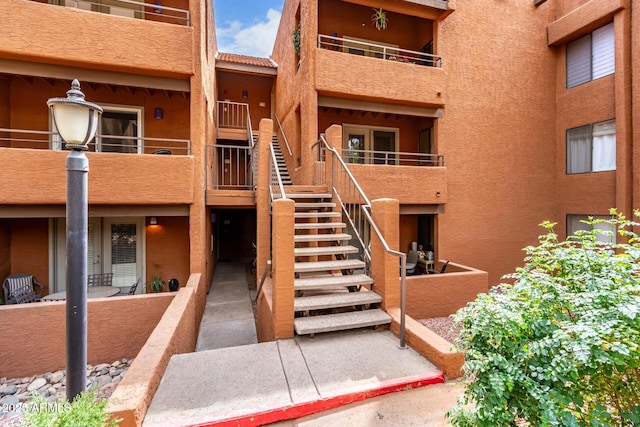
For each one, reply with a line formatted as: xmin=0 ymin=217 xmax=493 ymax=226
xmin=567 ymin=23 xmax=614 ymax=88
xmin=566 ymin=120 xmax=615 ymax=174
xmin=567 ymin=214 xmax=614 ymax=244
xmin=51 ymin=105 xmax=142 ymax=153
xmin=342 ymin=125 xmax=399 ymax=165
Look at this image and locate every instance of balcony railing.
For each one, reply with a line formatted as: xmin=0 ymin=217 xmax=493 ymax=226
xmin=318 ymin=35 xmax=443 ymax=68
xmin=0 ymin=128 xmax=190 ymax=155
xmin=217 ymin=101 xmax=250 ymax=130
xmin=206 ymin=144 xmax=253 ymax=190
xmin=341 ymin=149 xmax=444 ymax=166
xmin=39 ymin=0 xmax=190 ymax=26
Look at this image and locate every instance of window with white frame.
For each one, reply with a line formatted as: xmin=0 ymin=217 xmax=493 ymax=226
xmin=566 ymin=119 xmax=615 ymax=174
xmin=51 ymin=105 xmax=142 ymax=153
xmin=567 ymin=214 xmax=614 ymax=244
xmin=566 ymin=22 xmax=614 ymax=88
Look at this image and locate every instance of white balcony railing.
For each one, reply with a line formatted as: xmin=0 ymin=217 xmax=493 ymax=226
xmin=39 ymin=0 xmax=189 ymax=26
xmin=318 ymin=35 xmax=443 ymax=68
xmin=341 ymin=149 xmax=444 ymax=166
xmin=206 ymin=144 xmax=253 ymax=190
xmin=0 ymin=128 xmax=190 ymax=155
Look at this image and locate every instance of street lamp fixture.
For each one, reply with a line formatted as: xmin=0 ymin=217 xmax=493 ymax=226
xmin=47 ymin=79 xmax=102 ymax=402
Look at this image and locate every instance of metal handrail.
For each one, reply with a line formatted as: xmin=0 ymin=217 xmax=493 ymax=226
xmin=206 ymin=144 xmax=252 ymax=190
xmin=217 ymin=101 xmax=249 ymax=129
xmin=44 ymin=0 xmax=190 ymax=26
xmin=269 ymin=143 xmax=288 ymax=202
xmin=254 ymin=260 xmax=272 ymax=302
xmin=318 ymin=34 xmax=443 ymax=68
xmin=342 ymin=149 xmax=444 ymax=167
xmin=274 ymin=115 xmax=293 ymax=156
xmin=319 ymin=134 xmax=408 ymax=347
xmin=0 ymin=127 xmax=190 ymax=155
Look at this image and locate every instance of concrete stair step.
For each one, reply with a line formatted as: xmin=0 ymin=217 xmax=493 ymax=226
xmin=287 ymin=193 xmax=333 ymax=199
xmin=295 ymin=212 xmax=341 ymax=219
xmin=295 ymin=274 xmax=373 ymax=291
xmin=295 ymin=202 xmax=336 ymax=209
xmin=295 ymin=222 xmax=346 ymax=230
xmin=294 ymin=233 xmax=352 ymax=243
xmin=294 ymin=245 xmax=359 ymax=257
xmin=294 ymin=259 xmax=364 ymax=273
xmin=294 ymin=309 xmax=391 ymax=335
xmin=294 ymin=291 xmax=382 ymax=312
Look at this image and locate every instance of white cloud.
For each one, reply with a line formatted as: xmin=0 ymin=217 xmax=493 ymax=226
xmin=217 ymin=9 xmax=281 ymax=58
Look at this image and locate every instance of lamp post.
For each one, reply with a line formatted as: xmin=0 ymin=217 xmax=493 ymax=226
xmin=47 ymin=79 xmax=102 ymax=402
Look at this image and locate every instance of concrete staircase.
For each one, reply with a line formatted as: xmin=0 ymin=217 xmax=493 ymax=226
xmin=253 ymin=133 xmax=292 ymax=185
xmin=289 ymin=189 xmax=391 ymax=336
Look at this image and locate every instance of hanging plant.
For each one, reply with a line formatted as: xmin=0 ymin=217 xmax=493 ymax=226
xmin=292 ymin=23 xmax=301 ymax=55
xmin=371 ymin=8 xmax=388 ymax=31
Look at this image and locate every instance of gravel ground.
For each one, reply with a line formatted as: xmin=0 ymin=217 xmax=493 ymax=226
xmin=417 ymin=316 xmax=462 ymax=344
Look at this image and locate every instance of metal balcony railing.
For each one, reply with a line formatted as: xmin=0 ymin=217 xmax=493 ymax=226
xmin=0 ymin=128 xmax=190 ymax=155
xmin=217 ymin=101 xmax=250 ymax=131
xmin=318 ymin=35 xmax=443 ymax=68
xmin=341 ymin=149 xmax=445 ymax=166
xmin=39 ymin=0 xmax=190 ymax=26
xmin=205 ymin=144 xmax=252 ymax=190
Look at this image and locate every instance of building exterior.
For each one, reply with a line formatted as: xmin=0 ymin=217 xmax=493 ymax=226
xmin=0 ymin=0 xmax=216 ymax=295
xmin=272 ymin=0 xmax=637 ymax=287
xmin=1 ymin=0 xmax=638 ymax=340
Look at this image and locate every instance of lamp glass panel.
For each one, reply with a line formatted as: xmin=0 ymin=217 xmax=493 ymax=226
xmin=52 ymin=103 xmax=91 ymax=145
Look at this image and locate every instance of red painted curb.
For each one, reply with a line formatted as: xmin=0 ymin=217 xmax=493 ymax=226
xmin=187 ymin=370 xmax=444 ymax=427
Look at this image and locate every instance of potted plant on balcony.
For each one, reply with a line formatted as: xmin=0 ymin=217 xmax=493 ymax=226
xmin=371 ymin=8 xmax=389 ymax=31
xmin=148 ymin=272 xmax=165 ymax=293
xmin=292 ymin=24 xmax=301 ymax=55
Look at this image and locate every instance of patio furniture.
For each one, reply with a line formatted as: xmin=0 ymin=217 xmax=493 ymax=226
xmin=88 ymin=272 xmax=113 ymax=287
xmin=405 ymin=250 xmax=419 ymax=275
xmin=116 ymin=277 xmax=142 ymax=296
xmin=42 ymin=286 xmax=120 ymax=301
xmin=2 ymin=273 xmax=44 ymax=304
xmin=428 ymin=260 xmax=450 ymax=274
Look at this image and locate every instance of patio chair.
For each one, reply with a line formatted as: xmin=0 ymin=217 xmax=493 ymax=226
xmin=405 ymin=250 xmax=419 ymax=275
xmin=428 ymin=260 xmax=450 ymax=274
xmin=88 ymin=272 xmax=114 ymax=287
xmin=2 ymin=273 xmax=44 ymax=304
xmin=116 ymin=277 xmax=142 ymax=296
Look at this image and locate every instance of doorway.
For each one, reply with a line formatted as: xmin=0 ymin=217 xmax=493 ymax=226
xmin=52 ymin=217 xmax=144 ymax=292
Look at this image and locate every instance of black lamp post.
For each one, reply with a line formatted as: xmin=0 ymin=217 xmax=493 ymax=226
xmin=47 ymin=79 xmax=102 ymax=402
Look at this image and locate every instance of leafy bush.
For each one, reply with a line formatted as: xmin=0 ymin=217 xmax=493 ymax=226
xmin=22 ymin=390 xmax=120 ymax=427
xmin=448 ymin=210 xmax=640 ymax=427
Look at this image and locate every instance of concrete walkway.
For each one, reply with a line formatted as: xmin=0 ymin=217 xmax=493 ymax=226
xmin=144 ymin=330 xmax=443 ymax=426
xmin=196 ymin=262 xmax=257 ymax=351
xmin=144 ymin=261 xmax=450 ymax=426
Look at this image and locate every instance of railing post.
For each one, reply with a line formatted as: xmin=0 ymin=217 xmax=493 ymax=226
xmin=324 ymin=125 xmax=342 ymax=188
xmin=256 ymin=119 xmax=273 ymax=280
xmin=271 ymin=198 xmax=295 ymax=339
xmin=370 ymin=198 xmax=401 ymax=310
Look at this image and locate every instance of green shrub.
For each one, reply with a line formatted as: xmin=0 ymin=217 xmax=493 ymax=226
xmin=22 ymin=390 xmax=120 ymax=427
xmin=447 ymin=210 xmax=640 ymax=427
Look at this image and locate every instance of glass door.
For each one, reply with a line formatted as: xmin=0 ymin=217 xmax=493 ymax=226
xmin=344 ymin=132 xmax=366 ymax=164
xmin=373 ymin=130 xmax=397 ymax=165
xmin=53 ymin=218 xmax=102 ymax=292
xmin=103 ymin=218 xmax=143 ymax=290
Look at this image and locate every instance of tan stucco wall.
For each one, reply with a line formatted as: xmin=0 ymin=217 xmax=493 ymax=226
xmin=107 ymin=273 xmax=202 ymax=427
xmin=0 ymin=293 xmax=174 ymax=378
xmin=436 ymin=0 xmax=557 ymax=284
xmin=216 ymin=71 xmax=274 ymax=131
xmin=1 ymin=0 xmax=193 ymax=77
xmin=145 ymin=217 xmax=190 ymax=293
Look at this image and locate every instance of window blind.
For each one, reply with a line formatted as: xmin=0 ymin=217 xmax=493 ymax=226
xmin=592 ymin=23 xmax=615 ymax=79
xmin=567 ymin=35 xmax=591 ymax=88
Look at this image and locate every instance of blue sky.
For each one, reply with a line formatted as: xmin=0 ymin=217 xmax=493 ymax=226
xmin=213 ymin=0 xmax=284 ymax=57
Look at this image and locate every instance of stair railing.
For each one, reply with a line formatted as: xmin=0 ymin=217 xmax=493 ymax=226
xmin=254 ymin=260 xmax=272 ymax=302
xmin=274 ymin=114 xmax=293 ymax=156
xmin=269 ymin=143 xmax=288 ymax=204
xmin=317 ymin=134 xmax=408 ymax=347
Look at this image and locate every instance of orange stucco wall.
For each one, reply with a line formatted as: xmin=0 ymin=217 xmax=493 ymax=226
xmin=107 ymin=273 xmax=202 ymax=427
xmin=216 ymin=71 xmax=274 ymax=131
xmin=0 ymin=293 xmax=174 ymax=378
xmin=145 ymin=217 xmax=190 ymax=293
xmin=1 ymin=0 xmax=193 ymax=77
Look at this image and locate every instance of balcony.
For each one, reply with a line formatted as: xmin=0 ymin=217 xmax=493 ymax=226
xmin=2 ymin=0 xmax=193 ymax=76
xmin=315 ymin=35 xmax=445 ymax=107
xmin=0 ymin=128 xmax=194 ymax=205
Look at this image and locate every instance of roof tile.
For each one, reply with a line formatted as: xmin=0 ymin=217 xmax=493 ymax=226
xmin=217 ymin=52 xmax=276 ymax=68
